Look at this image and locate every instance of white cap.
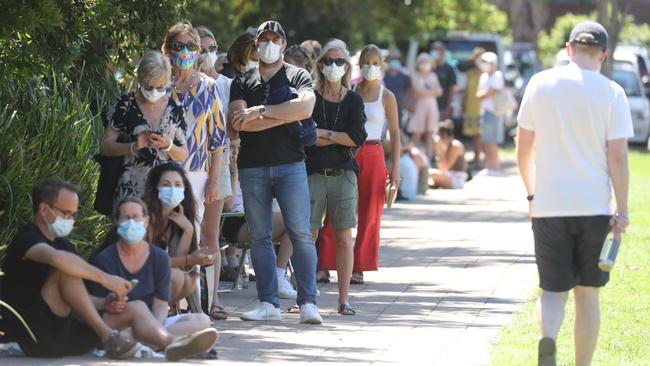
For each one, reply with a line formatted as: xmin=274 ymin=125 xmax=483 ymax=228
xmin=480 ymin=51 xmax=498 ymax=65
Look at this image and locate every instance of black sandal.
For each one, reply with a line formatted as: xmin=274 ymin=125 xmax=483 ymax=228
xmin=338 ymin=303 xmax=356 ymax=315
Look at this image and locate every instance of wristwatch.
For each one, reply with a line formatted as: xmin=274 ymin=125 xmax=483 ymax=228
xmin=326 ymin=131 xmax=334 ymax=141
xmin=258 ymin=105 xmax=267 ymax=118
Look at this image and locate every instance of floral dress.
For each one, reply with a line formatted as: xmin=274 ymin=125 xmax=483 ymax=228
xmin=106 ymin=92 xmax=187 ymax=202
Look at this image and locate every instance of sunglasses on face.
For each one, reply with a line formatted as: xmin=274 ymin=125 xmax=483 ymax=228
xmin=321 ymin=58 xmax=346 ymax=67
xmin=141 ymin=84 xmax=169 ymax=93
xmin=172 ymin=41 xmax=199 ymax=52
xmin=201 ymin=45 xmax=218 ymax=54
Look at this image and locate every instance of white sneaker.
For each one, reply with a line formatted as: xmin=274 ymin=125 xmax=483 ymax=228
xmin=278 ymin=274 xmax=297 ymax=299
xmin=240 ymin=302 xmax=282 ymax=321
xmin=299 ymin=303 xmax=323 ymax=324
xmin=316 ymin=287 xmax=320 ymax=297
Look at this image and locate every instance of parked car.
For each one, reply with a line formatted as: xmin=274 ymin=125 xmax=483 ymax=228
xmin=616 ymin=45 xmax=650 ymax=96
xmin=612 ymin=63 xmax=650 ymax=144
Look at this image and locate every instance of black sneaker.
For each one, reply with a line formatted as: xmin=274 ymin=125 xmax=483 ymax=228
xmin=105 ymin=330 xmax=140 ymax=359
xmin=538 ymin=337 xmax=557 ymax=366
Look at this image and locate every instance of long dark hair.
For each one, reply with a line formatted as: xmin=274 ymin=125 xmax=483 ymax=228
xmin=143 ymin=163 xmax=198 ymax=254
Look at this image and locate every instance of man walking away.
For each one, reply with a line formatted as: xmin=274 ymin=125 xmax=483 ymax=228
xmin=516 ymin=21 xmax=633 ymax=366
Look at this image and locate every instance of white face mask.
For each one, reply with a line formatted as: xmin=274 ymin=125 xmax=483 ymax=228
xmin=47 ymin=207 xmax=74 ymax=238
xmin=478 ymin=62 xmax=491 ymax=73
xmin=258 ymin=41 xmax=282 ymax=64
xmin=323 ymin=64 xmax=346 ymax=82
xmin=140 ymin=85 xmax=166 ymax=103
xmin=243 ymin=60 xmax=258 ymax=72
xmin=206 ymin=51 xmax=218 ymax=69
xmin=361 ymin=65 xmax=382 ymax=81
xmin=418 ymin=62 xmax=432 ymax=73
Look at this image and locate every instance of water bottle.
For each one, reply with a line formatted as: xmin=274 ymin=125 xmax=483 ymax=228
xmin=598 ymin=232 xmax=621 ymax=272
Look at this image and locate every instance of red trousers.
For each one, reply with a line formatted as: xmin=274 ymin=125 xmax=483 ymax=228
xmin=317 ymin=143 xmax=388 ymax=272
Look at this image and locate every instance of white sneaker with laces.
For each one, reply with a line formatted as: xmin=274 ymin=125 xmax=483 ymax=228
xmin=299 ymin=303 xmax=323 ymax=324
xmin=240 ymin=302 xmax=282 ymax=321
xmin=278 ymin=274 xmax=297 ymax=299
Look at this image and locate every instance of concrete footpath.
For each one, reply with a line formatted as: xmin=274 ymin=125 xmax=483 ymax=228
xmin=1 ymin=164 xmax=537 ymax=365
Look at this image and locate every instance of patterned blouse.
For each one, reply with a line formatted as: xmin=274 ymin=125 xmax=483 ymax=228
xmin=171 ymin=73 xmax=226 ymax=172
xmin=106 ymin=93 xmax=187 ymax=202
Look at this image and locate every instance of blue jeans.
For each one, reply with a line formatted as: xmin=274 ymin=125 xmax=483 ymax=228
xmin=239 ymin=161 xmax=317 ymax=307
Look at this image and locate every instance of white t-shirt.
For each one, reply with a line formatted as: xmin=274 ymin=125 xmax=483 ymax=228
xmin=478 ymin=71 xmax=504 ymax=114
xmin=517 ymin=63 xmax=634 ymax=217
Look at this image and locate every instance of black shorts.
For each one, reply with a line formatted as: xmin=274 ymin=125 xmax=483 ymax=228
xmin=532 ymin=215 xmax=611 ymax=292
xmin=222 ymin=216 xmax=246 ymax=243
xmin=13 ymin=294 xmax=99 ymax=357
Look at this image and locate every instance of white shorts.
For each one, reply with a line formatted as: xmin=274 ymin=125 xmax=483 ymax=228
xmin=444 ymin=171 xmax=468 ymax=189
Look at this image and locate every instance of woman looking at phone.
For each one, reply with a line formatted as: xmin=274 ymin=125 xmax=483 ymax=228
xmin=142 ymin=163 xmax=215 ymax=307
xmin=100 ymin=51 xmax=188 ymax=204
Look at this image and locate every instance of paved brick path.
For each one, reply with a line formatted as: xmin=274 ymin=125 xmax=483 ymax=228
xmin=1 ymin=164 xmax=537 ymax=365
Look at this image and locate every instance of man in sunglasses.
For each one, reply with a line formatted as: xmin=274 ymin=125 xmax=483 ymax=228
xmin=0 ymin=178 xmax=143 ymax=358
xmin=229 ymin=20 xmax=321 ymax=324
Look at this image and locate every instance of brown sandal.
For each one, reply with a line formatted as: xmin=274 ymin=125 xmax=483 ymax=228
xmin=209 ymin=305 xmax=228 ymax=320
xmin=350 ymin=272 xmax=364 ymax=285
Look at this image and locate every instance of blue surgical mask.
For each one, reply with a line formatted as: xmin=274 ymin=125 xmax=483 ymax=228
xmin=158 ymin=186 xmax=185 ymax=209
xmin=117 ymin=219 xmax=147 ymax=245
xmin=388 ymin=60 xmax=401 ymax=69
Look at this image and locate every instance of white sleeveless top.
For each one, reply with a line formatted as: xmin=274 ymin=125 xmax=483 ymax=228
xmin=362 ymin=85 xmax=387 ymax=140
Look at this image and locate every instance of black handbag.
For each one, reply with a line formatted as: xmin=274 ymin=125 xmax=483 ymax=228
xmin=93 ymin=153 xmax=124 ymax=216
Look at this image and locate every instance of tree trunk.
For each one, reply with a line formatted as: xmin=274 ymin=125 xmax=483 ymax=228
xmin=598 ymin=0 xmax=631 ymax=78
xmin=507 ymin=0 xmax=549 ymax=44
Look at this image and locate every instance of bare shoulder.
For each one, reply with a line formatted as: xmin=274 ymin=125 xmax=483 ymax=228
xmin=452 ymin=139 xmax=465 ymax=151
xmin=383 ymin=87 xmax=397 ymax=105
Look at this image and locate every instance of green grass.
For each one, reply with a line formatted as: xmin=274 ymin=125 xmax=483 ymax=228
xmin=491 ymin=150 xmax=650 ymax=366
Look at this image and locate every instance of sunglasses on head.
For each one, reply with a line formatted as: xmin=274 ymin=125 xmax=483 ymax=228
xmin=172 ymin=41 xmax=199 ymax=52
xmin=201 ymin=45 xmax=218 ymax=54
xmin=321 ymin=58 xmax=346 ymax=67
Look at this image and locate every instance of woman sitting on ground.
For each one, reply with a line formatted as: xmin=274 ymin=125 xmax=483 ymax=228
xmin=142 ymin=163 xmax=215 ymax=308
xmin=430 ymin=119 xmax=468 ymax=189
xmin=89 ymin=197 xmax=218 ymax=359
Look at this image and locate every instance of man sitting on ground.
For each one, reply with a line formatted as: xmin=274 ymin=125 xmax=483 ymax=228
xmin=0 ymin=178 xmax=139 ymax=359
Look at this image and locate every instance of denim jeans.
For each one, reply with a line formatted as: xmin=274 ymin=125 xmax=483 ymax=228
xmin=239 ymin=161 xmax=317 ymax=307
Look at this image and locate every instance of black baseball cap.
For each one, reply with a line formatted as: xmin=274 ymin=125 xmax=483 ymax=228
xmin=256 ymin=21 xmax=286 ymax=40
xmin=569 ymin=21 xmax=608 ymax=50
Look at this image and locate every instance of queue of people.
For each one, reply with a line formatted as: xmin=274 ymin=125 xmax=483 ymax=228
xmin=0 ymin=19 xmax=512 ymax=361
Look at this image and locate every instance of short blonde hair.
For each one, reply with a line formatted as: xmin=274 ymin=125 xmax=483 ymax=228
xmin=137 ymin=51 xmax=171 ymax=86
xmin=161 ymin=21 xmax=201 ymax=57
xmin=313 ymin=39 xmax=353 ymax=91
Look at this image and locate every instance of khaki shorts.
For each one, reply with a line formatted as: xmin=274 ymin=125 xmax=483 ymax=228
xmin=308 ymin=169 xmax=358 ymax=230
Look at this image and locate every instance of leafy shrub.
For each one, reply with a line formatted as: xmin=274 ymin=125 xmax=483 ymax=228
xmin=0 ymin=74 xmax=122 ymax=258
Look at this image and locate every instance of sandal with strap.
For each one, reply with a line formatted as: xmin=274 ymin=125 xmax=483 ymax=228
xmin=209 ymin=305 xmax=228 ymax=320
xmin=338 ymin=303 xmax=356 ymax=315
xmin=287 ymin=305 xmax=300 ymax=314
xmin=350 ymin=272 xmax=364 ymax=285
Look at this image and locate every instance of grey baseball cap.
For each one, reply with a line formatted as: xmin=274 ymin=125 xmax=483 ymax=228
xmin=569 ymin=21 xmax=608 ymax=49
